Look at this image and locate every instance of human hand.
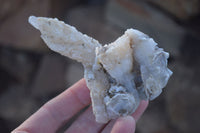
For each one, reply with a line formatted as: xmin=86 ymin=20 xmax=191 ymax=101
xmin=12 ymin=79 xmax=148 ymax=133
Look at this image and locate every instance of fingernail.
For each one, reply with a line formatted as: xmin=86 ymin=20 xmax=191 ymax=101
xmin=123 ymin=115 xmax=134 ymax=119
xmin=11 ymin=131 xmax=28 ymax=133
xmin=119 ymin=115 xmax=135 ymax=121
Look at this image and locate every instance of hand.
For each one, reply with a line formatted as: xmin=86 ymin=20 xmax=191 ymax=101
xmin=12 ymin=79 xmax=148 ymax=133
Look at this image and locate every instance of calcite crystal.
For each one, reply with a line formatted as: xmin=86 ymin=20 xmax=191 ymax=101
xmin=28 ymin=16 xmax=172 ymax=123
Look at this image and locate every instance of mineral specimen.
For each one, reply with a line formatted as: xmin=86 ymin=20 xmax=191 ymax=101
xmin=28 ymin=16 xmax=173 ymax=123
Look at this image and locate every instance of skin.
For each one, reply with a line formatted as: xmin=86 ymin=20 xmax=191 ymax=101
xmin=12 ymin=79 xmax=148 ymax=133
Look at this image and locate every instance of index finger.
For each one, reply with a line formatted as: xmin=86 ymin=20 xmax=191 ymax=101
xmin=132 ymin=100 xmax=149 ymax=121
xmin=12 ymin=78 xmax=91 ymax=133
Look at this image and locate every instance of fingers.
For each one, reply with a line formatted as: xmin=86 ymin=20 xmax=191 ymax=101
xmin=12 ymin=79 xmax=91 ymax=133
xmin=132 ymin=100 xmax=148 ymax=122
xmin=111 ymin=116 xmax=135 ymax=133
xmin=65 ymin=100 xmax=143 ymax=133
xmin=102 ymin=100 xmax=148 ymax=133
xmin=65 ymin=106 xmax=105 ymax=133
xmin=101 ymin=119 xmax=115 ymax=133
xmin=12 ymin=77 xmax=149 ymax=133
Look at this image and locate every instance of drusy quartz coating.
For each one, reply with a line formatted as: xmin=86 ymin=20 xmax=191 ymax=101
xmin=29 ymin=16 xmax=173 ymax=123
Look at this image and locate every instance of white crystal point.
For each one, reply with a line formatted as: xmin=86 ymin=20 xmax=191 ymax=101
xmin=28 ymin=16 xmax=172 ymax=123
xmin=28 ymin=16 xmax=101 ymax=66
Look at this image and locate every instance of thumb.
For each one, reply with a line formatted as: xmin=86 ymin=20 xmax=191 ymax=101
xmin=111 ymin=116 xmax=136 ymax=133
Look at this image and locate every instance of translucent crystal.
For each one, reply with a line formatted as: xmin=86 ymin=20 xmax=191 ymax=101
xmin=29 ymin=16 xmax=173 ymax=123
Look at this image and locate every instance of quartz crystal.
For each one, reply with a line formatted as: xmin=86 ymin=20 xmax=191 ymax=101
xmin=28 ymin=16 xmax=173 ymax=123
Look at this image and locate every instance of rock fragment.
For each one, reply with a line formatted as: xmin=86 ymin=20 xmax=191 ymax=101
xmin=29 ymin=16 xmax=172 ymax=123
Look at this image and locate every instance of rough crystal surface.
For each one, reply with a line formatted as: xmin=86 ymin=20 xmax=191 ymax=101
xmin=29 ymin=16 xmax=173 ymax=123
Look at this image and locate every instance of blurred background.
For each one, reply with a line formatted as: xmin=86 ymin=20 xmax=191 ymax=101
xmin=0 ymin=0 xmax=200 ymax=132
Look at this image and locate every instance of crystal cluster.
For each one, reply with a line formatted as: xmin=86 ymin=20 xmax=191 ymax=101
xmin=29 ymin=16 xmax=172 ymax=123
